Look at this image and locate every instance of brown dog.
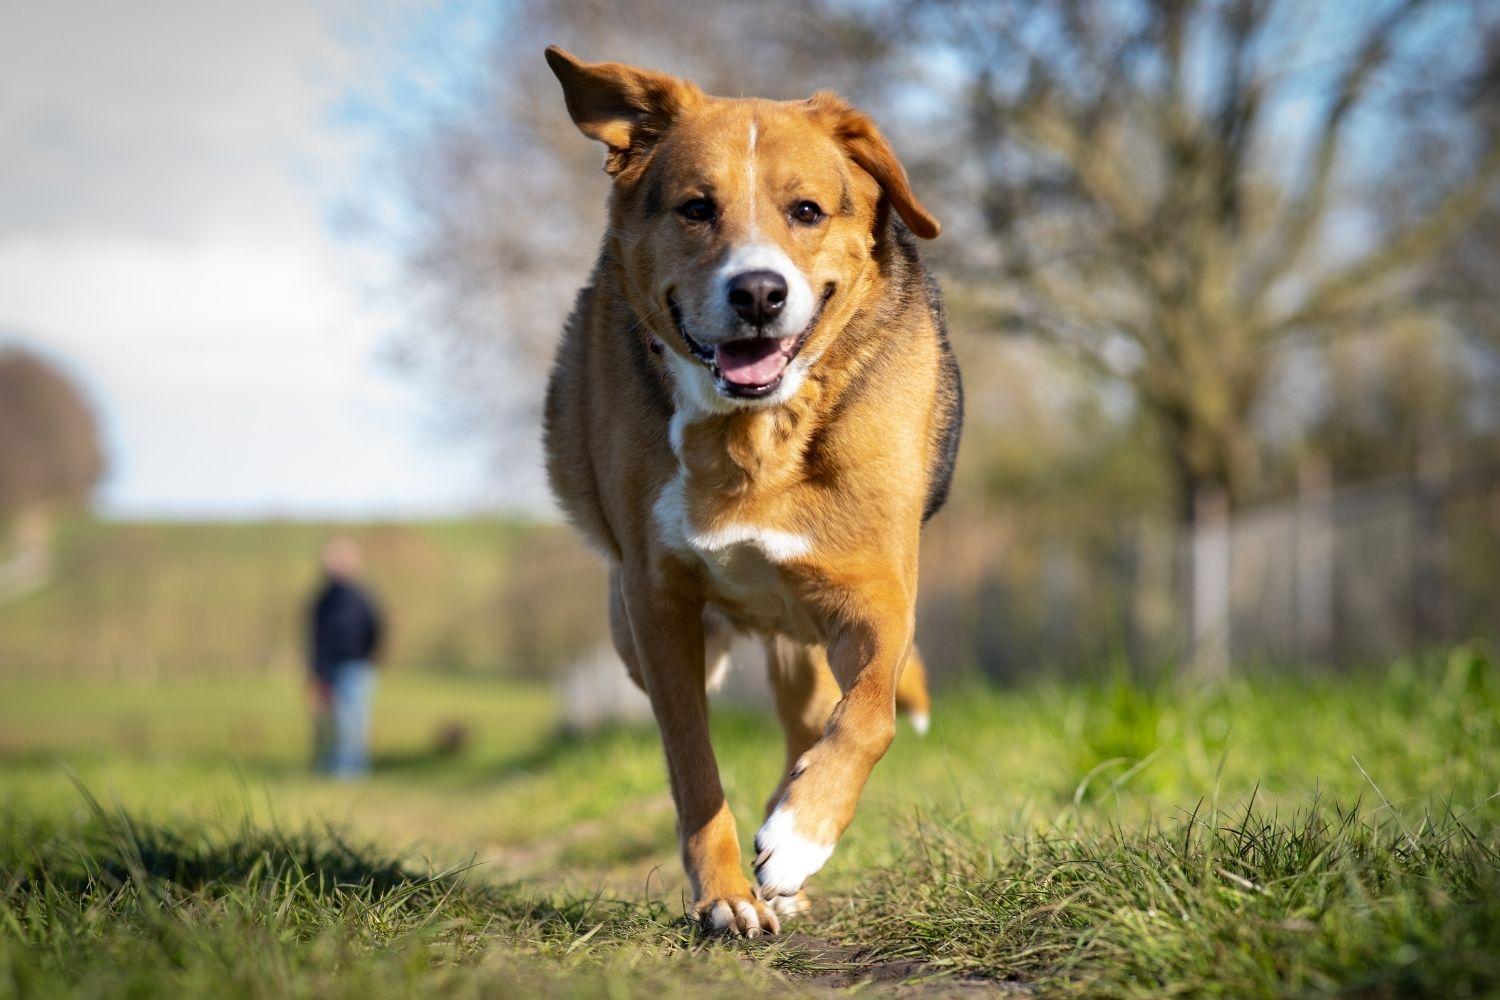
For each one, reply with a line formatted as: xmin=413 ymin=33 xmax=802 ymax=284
xmin=542 ymin=46 xmax=961 ymax=936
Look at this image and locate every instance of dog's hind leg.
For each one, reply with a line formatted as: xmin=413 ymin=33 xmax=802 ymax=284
xmin=608 ymin=567 xmax=646 ymax=692
xmin=895 ymin=644 xmax=932 ymax=735
xmin=702 ymin=608 xmax=734 ymax=693
xmin=763 ymin=636 xmax=840 ymax=818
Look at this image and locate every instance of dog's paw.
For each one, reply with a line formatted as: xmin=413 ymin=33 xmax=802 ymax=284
xmin=753 ymin=805 xmax=835 ymax=900
xmin=693 ymin=892 xmax=781 ymax=938
xmin=764 ymin=888 xmax=811 ymax=920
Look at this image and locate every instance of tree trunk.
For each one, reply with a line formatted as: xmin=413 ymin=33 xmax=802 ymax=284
xmin=1411 ymin=418 xmax=1452 ymax=647
xmin=1187 ymin=483 xmax=1232 ymax=681
xmin=1295 ymin=457 xmax=1335 ymax=665
xmin=1166 ymin=417 xmax=1243 ymax=682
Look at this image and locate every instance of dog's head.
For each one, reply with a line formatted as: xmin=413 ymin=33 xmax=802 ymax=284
xmin=545 ymin=46 xmax=939 ymax=410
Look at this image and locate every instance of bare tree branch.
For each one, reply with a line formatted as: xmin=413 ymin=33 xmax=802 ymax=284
xmin=1245 ymin=0 xmax=1432 ymax=299
xmin=1276 ymin=135 xmax=1500 ymax=332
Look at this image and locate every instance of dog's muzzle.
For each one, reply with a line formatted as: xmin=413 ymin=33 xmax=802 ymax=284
xmin=668 ymin=284 xmax=833 ymax=399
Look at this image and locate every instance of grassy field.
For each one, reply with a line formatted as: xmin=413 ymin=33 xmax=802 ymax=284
xmin=0 ymin=518 xmax=605 ymax=678
xmin=2 ymin=650 xmax=1499 ymax=997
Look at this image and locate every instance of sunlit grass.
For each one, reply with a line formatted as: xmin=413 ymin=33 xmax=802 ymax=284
xmin=2 ymin=647 xmax=1498 ymax=995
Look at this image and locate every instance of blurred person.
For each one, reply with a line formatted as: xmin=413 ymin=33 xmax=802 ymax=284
xmin=307 ymin=536 xmax=384 ymax=778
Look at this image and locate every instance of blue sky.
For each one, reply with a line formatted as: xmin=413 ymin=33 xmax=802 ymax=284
xmin=0 ymin=0 xmax=500 ymax=518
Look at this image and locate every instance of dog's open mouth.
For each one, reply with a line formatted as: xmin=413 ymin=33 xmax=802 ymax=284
xmin=668 ymin=285 xmax=833 ymax=399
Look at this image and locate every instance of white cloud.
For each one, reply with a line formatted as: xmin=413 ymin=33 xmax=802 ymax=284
xmin=0 ymin=0 xmax=494 ymax=517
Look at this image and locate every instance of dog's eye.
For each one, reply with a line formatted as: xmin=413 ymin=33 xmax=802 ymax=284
xmin=791 ymin=200 xmax=824 ymax=226
xmin=678 ymin=198 xmax=716 ymax=223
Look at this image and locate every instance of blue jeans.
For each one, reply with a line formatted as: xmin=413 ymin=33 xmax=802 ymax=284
xmin=318 ymin=660 xmax=375 ymax=778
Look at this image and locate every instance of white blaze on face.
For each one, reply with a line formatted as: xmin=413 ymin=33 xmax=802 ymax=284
xmin=747 ymin=120 xmax=758 ymax=237
xmin=666 ymin=117 xmax=820 ymax=410
xmin=683 ymin=119 xmax=816 ymax=346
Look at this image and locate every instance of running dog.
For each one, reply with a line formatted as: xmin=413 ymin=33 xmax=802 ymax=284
xmin=542 ymin=46 xmax=962 ymax=936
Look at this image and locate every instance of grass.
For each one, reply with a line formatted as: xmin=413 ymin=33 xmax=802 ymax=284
xmin=2 ymin=647 xmax=1499 ymax=996
xmin=0 ymin=518 xmax=604 ymax=678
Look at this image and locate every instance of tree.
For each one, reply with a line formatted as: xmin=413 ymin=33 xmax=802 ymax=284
xmin=1427 ymin=22 xmax=1500 ymax=389
xmin=912 ymin=0 xmax=1500 ymax=523
xmin=0 ymin=347 xmax=105 ymax=524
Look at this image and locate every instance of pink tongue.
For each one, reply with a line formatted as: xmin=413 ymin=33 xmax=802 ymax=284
xmin=715 ymin=338 xmax=792 ymax=386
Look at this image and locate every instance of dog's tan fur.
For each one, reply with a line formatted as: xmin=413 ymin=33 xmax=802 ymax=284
xmin=542 ymin=47 xmax=960 ymax=936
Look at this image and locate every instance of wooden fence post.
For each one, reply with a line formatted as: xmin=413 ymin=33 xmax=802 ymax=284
xmin=1190 ymin=485 xmax=1231 ymax=680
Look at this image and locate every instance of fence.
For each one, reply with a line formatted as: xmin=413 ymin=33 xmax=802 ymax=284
xmin=916 ymin=466 xmax=1500 ymax=683
xmin=561 ymin=465 xmax=1500 ymax=729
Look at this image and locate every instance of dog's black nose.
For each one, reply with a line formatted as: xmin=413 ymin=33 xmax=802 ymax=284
xmin=727 ymin=270 xmax=787 ymax=326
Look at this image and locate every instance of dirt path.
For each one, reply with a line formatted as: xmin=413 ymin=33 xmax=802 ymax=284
xmin=483 ymin=811 xmax=1034 ymax=994
xmin=771 ymin=932 xmax=1033 ymax=996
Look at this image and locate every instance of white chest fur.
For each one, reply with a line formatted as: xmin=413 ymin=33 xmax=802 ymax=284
xmin=652 ymin=473 xmax=820 ymax=641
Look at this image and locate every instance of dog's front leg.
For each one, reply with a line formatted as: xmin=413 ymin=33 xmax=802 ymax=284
xmin=619 ymin=562 xmax=781 ymax=937
xmin=753 ymin=575 xmax=913 ymax=902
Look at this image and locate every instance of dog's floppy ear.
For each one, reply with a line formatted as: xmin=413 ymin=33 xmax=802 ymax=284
xmin=808 ymin=91 xmax=940 ymax=239
xmin=545 ymin=46 xmax=701 ymax=176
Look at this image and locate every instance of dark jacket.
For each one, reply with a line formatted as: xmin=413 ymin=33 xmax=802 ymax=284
xmin=309 ymin=579 xmax=383 ymax=683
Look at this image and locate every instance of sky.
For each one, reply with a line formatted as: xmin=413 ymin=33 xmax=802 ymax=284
xmin=0 ymin=0 xmax=1477 ymax=521
xmin=0 ymin=0 xmax=497 ymax=519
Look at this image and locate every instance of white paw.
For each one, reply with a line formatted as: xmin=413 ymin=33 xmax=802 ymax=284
xmin=909 ymin=710 xmax=930 ymax=736
xmin=697 ymin=895 xmax=780 ymax=937
xmin=753 ymin=806 xmax=834 ymax=898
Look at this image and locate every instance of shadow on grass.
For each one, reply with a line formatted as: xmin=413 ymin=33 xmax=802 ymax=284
xmin=1 ymin=783 xmax=929 ymax=998
xmin=5 ymin=778 xmax=426 ymax=900
xmin=2 ymin=777 xmax=690 ymax=946
xmin=188 ymin=721 xmax=667 ymax=787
